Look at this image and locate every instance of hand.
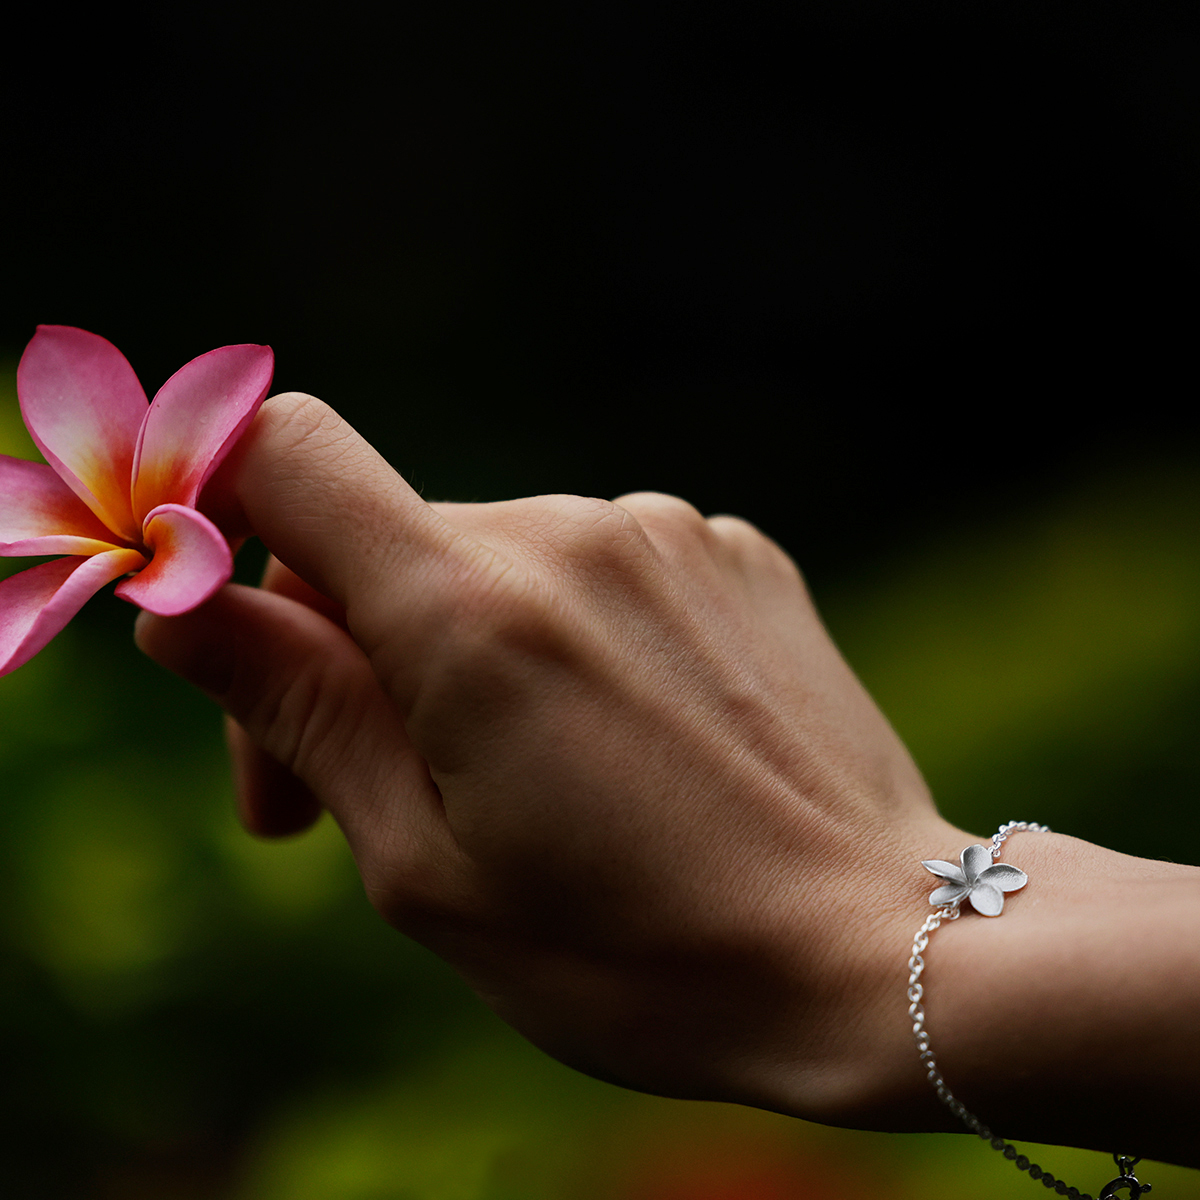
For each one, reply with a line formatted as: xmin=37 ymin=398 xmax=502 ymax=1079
xmin=139 ymin=393 xmax=1200 ymax=1167
xmin=135 ymin=393 xmax=1053 ymax=1133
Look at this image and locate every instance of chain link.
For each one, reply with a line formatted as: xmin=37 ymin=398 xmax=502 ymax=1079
xmin=910 ymin=822 xmax=1101 ymax=1200
xmin=989 ymin=820 xmax=1051 ymax=859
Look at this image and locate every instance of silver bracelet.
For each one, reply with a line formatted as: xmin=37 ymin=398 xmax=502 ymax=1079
xmin=907 ymin=821 xmax=1153 ymax=1200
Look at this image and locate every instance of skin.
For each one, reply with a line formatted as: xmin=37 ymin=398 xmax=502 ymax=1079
xmin=136 ymin=392 xmax=1200 ymax=1170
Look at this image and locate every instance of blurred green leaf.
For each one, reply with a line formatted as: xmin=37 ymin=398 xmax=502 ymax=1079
xmin=824 ymin=464 xmax=1200 ymax=859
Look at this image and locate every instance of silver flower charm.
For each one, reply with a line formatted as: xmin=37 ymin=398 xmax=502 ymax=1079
xmin=922 ymin=844 xmax=1028 ymax=916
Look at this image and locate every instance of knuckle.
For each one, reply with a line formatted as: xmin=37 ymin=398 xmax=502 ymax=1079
xmin=708 ymin=514 xmax=809 ymax=586
xmin=520 ymin=494 xmax=652 ymax=577
xmin=706 ymin=512 xmax=769 ymax=552
xmin=615 ymin=490 xmax=708 ymax=531
xmin=615 ymin=492 xmax=723 ymax=563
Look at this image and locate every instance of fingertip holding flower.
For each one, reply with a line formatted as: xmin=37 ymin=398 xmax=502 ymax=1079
xmin=0 ymin=327 xmax=272 ymax=678
xmin=922 ymin=843 xmax=1029 ymax=917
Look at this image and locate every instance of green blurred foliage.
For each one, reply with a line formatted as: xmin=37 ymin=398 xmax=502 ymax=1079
xmin=1 ymin=366 xmax=1198 ymax=1198
xmin=824 ymin=464 xmax=1200 ymax=863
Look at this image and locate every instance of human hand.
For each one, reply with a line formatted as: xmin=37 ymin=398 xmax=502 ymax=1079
xmin=136 ymin=392 xmax=966 ymax=1126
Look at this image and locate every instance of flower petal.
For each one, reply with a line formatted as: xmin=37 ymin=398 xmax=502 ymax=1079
xmin=979 ymin=862 xmax=1029 ymax=893
xmin=967 ymin=882 xmax=1006 ymax=916
xmin=131 ymin=344 xmax=274 ymax=517
xmin=0 ymin=549 xmax=147 ymax=677
xmin=0 ymin=455 xmax=128 ymax=557
xmin=16 ymin=326 xmax=148 ymax=541
xmin=921 ymin=859 xmax=966 ymax=885
xmin=961 ymin=844 xmax=993 ymax=883
xmin=929 ymin=884 xmax=969 ymax=907
xmin=114 ymin=504 xmax=232 ymax=616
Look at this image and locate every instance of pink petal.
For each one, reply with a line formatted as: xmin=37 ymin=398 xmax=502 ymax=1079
xmin=114 ymin=503 xmax=232 ymax=616
xmin=0 ymin=548 xmax=148 ymax=677
xmin=0 ymin=455 xmax=128 ymax=557
xmin=131 ymin=344 xmax=274 ymax=518
xmin=17 ymin=326 xmax=148 ymax=541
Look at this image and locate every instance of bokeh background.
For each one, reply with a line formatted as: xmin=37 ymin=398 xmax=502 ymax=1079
xmin=3 ymin=1 xmax=1200 ymax=1196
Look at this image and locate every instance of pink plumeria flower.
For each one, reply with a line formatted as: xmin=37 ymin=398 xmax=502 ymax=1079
xmin=0 ymin=325 xmax=273 ymax=677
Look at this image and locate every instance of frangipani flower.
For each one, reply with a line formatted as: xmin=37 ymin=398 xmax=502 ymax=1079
xmin=921 ymin=843 xmax=1028 ymax=916
xmin=0 ymin=325 xmax=273 ymax=677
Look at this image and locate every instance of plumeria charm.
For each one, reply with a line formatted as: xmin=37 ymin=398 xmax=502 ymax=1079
xmin=0 ymin=325 xmax=273 ymax=677
xmin=921 ymin=843 xmax=1028 ymax=916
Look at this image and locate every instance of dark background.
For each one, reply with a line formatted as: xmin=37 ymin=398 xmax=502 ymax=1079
xmin=6 ymin=1 xmax=1198 ymax=581
xmin=3 ymin=3 xmax=1200 ymax=1197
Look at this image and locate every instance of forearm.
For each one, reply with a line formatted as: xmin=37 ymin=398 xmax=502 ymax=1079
xmin=834 ymin=831 xmax=1200 ymax=1167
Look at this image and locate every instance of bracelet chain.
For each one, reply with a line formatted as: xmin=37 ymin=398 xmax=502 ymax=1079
xmin=907 ymin=821 xmax=1148 ymax=1199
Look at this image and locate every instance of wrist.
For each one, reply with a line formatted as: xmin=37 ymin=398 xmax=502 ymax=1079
xmin=731 ymin=811 xmax=971 ymax=1126
xmin=926 ymin=831 xmax=1200 ymax=1166
xmin=752 ymin=823 xmax=1200 ymax=1171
